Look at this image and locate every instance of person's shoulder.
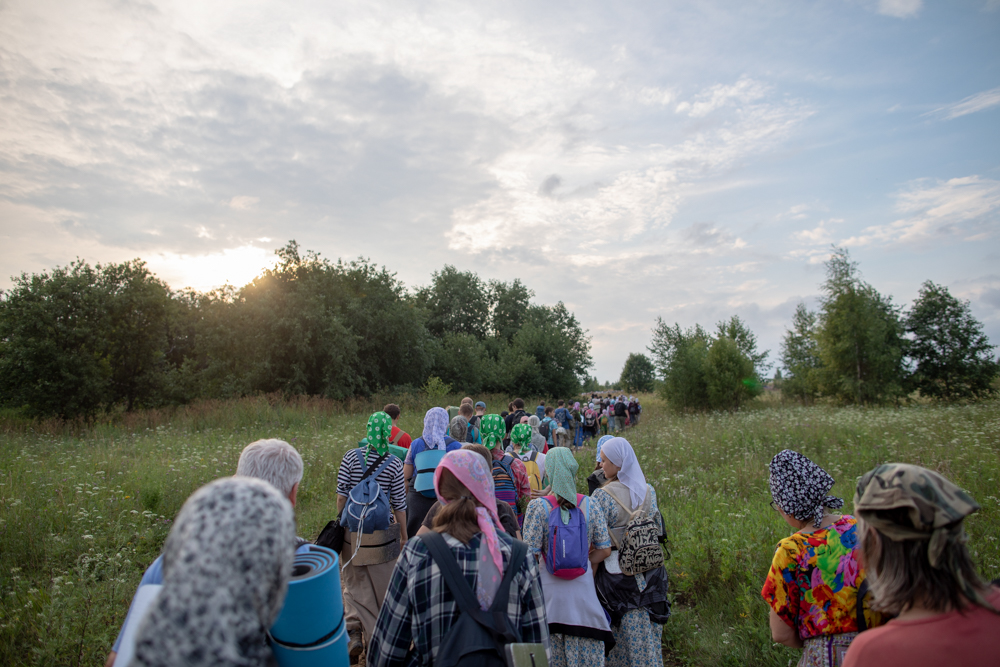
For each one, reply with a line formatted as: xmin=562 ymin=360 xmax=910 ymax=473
xmin=526 ymin=497 xmax=551 ymax=513
xmin=773 ymin=532 xmax=809 ymax=559
xmin=841 ymin=621 xmax=901 ymax=666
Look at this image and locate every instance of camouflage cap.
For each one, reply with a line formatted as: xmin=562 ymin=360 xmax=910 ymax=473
xmin=854 ymin=463 xmax=980 ymax=568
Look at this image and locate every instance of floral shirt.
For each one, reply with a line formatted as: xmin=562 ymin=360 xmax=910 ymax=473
xmin=761 ymin=515 xmax=883 ymax=639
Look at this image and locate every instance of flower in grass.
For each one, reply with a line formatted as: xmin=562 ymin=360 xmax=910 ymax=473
xmin=82 ymin=535 xmax=94 ymax=540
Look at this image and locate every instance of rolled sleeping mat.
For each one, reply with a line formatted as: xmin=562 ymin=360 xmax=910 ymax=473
xmin=358 ymin=438 xmax=408 ymax=462
xmin=270 ymin=545 xmax=349 ymax=667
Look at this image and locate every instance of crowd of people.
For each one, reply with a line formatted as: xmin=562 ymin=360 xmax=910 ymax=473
xmin=104 ymin=395 xmax=999 ymax=667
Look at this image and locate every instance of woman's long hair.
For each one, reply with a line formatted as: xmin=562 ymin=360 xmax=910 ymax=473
xmin=432 ymin=468 xmax=483 ymax=544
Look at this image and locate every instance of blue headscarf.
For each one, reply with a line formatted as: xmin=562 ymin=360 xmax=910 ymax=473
xmin=595 ymin=434 xmax=614 ymax=462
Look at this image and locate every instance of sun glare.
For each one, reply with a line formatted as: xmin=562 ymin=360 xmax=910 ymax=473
xmin=146 ymin=244 xmax=276 ymax=292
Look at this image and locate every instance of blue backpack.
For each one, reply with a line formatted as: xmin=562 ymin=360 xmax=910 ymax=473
xmin=343 ymin=449 xmax=395 ymax=534
xmin=413 ymin=437 xmax=459 ymax=498
xmin=543 ymin=494 xmax=590 ymax=580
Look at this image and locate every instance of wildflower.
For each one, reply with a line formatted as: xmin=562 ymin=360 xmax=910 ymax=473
xmin=82 ymin=535 xmax=94 ymax=540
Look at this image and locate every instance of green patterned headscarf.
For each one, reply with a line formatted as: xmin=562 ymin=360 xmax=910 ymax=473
xmin=545 ymin=447 xmax=580 ymax=522
xmin=511 ymin=423 xmax=533 ymax=454
xmin=480 ymin=414 xmax=505 ymax=450
xmin=366 ymin=411 xmax=393 ymax=455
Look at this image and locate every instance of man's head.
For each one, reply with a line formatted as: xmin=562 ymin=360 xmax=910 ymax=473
xmin=475 ymin=401 xmax=486 ymax=415
xmin=237 ymin=439 xmax=304 ymax=507
xmin=461 ymin=397 xmax=474 ymax=406
xmin=545 ymin=406 xmax=555 ymax=416
xmin=513 ymin=398 xmax=525 ymax=410
xmin=383 ymin=403 xmax=401 ymax=421
xmin=459 ymin=403 xmax=474 ymax=419
xmin=538 ymin=401 xmax=545 ymax=407
xmin=557 ymin=399 xmax=565 ymax=407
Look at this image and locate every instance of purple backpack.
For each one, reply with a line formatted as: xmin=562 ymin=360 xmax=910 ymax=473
xmin=543 ymin=494 xmax=590 ymax=580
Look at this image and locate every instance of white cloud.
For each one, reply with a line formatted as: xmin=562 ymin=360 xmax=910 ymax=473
xmin=843 ymin=176 xmax=1000 ymax=247
xmin=930 ymin=86 xmax=1000 ymax=120
xmin=876 ymin=0 xmax=922 ymax=18
xmin=229 ymin=196 xmax=260 ymax=210
xmin=793 ymin=218 xmax=842 ymax=244
xmin=674 ymin=76 xmax=769 ymax=118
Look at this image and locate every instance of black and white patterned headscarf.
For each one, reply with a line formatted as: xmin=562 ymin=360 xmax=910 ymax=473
xmin=769 ymin=449 xmax=844 ymax=528
xmin=129 ymin=477 xmax=296 ymax=667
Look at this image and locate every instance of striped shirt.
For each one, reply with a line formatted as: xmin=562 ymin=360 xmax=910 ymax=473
xmin=336 ymin=448 xmax=408 ymax=511
xmin=367 ymin=532 xmax=548 ymax=667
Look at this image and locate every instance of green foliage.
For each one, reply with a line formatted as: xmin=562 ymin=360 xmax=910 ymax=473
xmin=715 ymin=315 xmax=770 ymax=374
xmin=650 ymin=321 xmax=712 ymax=410
xmin=780 ymin=304 xmax=822 ymax=402
xmin=619 ymin=352 xmax=656 ymax=392
xmin=0 ymin=241 xmax=592 ymax=415
xmin=815 ymin=248 xmax=907 ymax=405
xmin=706 ymin=336 xmax=760 ymax=410
xmin=422 ymin=376 xmax=452 ymax=403
xmin=0 ymin=260 xmax=171 ymax=417
xmin=906 ymin=281 xmax=999 ymax=400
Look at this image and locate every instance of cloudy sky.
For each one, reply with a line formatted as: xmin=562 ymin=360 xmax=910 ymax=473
xmin=2 ymin=0 xmax=999 ymax=381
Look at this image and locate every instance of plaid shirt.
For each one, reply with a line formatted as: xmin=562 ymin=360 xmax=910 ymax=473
xmin=367 ymin=532 xmax=549 ymax=667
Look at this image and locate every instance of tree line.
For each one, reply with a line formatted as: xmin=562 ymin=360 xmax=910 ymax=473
xmin=0 ymin=241 xmax=592 ymax=418
xmin=642 ymin=248 xmax=997 ymax=410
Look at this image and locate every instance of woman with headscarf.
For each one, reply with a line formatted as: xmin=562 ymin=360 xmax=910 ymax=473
xmin=522 ymin=448 xmax=615 ymax=667
xmin=128 ymin=477 xmax=295 ymax=667
xmin=761 ymin=450 xmax=883 ymax=667
xmin=338 ymin=412 xmax=410 ymax=662
xmin=587 ymin=435 xmax=615 ymax=495
xmin=404 ymin=407 xmax=463 ymax=538
xmin=368 ymin=450 xmax=548 ymax=667
xmin=510 ymin=422 xmax=548 ymax=498
xmin=481 ymin=413 xmax=532 ymax=519
xmin=842 ymin=464 xmax=1000 ymax=667
xmin=591 ymin=437 xmax=669 ymax=667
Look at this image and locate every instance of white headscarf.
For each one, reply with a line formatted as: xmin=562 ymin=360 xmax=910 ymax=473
xmin=601 ymin=437 xmax=647 ymax=509
xmin=423 ymin=407 xmax=450 ymax=450
xmin=130 ymin=477 xmax=295 ymax=667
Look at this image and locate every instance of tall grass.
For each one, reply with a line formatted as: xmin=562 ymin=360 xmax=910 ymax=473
xmin=1 ymin=394 xmax=998 ymax=665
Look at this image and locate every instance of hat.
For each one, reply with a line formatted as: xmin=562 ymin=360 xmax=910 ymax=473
xmin=475 ymin=401 xmax=486 ymax=409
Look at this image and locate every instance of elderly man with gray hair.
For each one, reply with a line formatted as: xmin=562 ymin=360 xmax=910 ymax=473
xmin=104 ymin=439 xmax=308 ymax=667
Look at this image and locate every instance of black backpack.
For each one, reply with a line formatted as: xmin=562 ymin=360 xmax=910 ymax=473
xmin=614 ymin=402 xmax=626 ymax=417
xmin=419 ymin=531 xmax=527 ymax=667
xmin=538 ymin=420 xmax=551 ymax=440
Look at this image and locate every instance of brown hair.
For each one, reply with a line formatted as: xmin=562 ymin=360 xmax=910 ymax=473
xmin=383 ymin=403 xmax=401 ymax=420
xmin=461 ymin=443 xmax=492 ymax=468
xmin=461 ymin=397 xmax=473 ymax=406
xmin=545 ymin=406 xmax=554 ymax=416
xmin=432 ymin=468 xmax=483 ymax=544
xmin=459 ymin=403 xmax=474 ymax=418
xmin=513 ymin=398 xmax=524 ymax=409
xmin=860 ymin=509 xmax=988 ymax=615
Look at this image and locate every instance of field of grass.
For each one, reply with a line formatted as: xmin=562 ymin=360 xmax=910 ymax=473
xmin=2 ymin=393 xmax=998 ymax=666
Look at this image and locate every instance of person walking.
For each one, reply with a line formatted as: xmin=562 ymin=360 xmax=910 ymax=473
xmin=367 ymin=450 xmax=548 ymax=667
xmin=481 ymin=413 xmax=531 ymax=520
xmin=384 ymin=403 xmax=412 ymax=448
xmin=761 ymin=450 xmax=882 ymax=666
xmin=510 ymin=423 xmax=547 ymax=496
xmin=403 ymin=407 xmax=463 ymax=538
xmin=527 ymin=415 xmax=549 ymax=453
xmin=591 ymin=438 xmax=670 ymax=667
xmin=338 ymin=412 xmax=409 ymax=663
xmin=572 ymin=402 xmax=584 ymax=449
xmin=522 ymin=448 xmax=615 ymax=667
xmin=843 ymin=464 xmax=1000 ymax=667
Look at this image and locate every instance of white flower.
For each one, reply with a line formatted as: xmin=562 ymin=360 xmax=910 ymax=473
xmin=82 ymin=535 xmax=94 ymax=540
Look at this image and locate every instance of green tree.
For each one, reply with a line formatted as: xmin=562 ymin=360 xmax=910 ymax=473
xmin=619 ymin=353 xmax=656 ymax=392
xmin=816 ymin=248 xmax=907 ymax=405
xmin=489 ymin=278 xmax=533 ymax=341
xmin=705 ymin=336 xmax=759 ymax=410
xmin=906 ymin=281 xmax=998 ymax=400
xmin=648 ymin=319 xmax=711 ymax=410
xmin=415 ymin=265 xmax=490 ymax=339
xmin=780 ymin=303 xmax=822 ymax=402
xmin=715 ymin=315 xmax=770 ymax=375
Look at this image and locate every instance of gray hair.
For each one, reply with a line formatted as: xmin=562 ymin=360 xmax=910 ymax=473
xmin=449 ymin=416 xmax=469 ymax=442
xmin=236 ymin=439 xmax=304 ymax=497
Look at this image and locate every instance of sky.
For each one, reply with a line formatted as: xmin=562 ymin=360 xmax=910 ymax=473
xmin=1 ymin=0 xmax=999 ymax=382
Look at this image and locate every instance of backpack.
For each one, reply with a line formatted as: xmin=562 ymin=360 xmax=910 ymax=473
xmin=537 ymin=420 xmax=551 ymax=440
xmin=419 ymin=531 xmax=528 ymax=667
xmin=614 ymin=402 xmax=626 ymax=417
xmin=492 ymin=454 xmax=519 ymax=510
xmin=584 ymin=410 xmax=596 ymax=427
xmin=342 ymin=449 xmax=395 ymax=534
xmin=543 ymin=494 xmax=590 ymax=580
xmin=522 ymin=452 xmax=543 ymax=491
xmin=414 ymin=438 xmax=457 ymax=499
xmin=604 ymin=482 xmax=664 ymax=576
xmin=466 ymin=425 xmax=480 ymax=444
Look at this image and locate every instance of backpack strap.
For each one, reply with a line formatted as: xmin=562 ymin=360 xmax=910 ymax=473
xmin=419 ymin=532 xmax=524 ymax=642
xmin=357 ymin=449 xmax=391 ymax=481
xmin=856 ymin=578 xmax=869 ymax=632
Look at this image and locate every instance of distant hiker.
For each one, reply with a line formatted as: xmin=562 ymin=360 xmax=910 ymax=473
xmin=522 ymin=447 xmax=615 ymax=664
xmin=510 ymin=423 xmax=547 ymax=497
xmin=527 ymin=415 xmax=549 ymax=453
xmin=572 ymin=401 xmax=584 ymax=448
xmin=504 ymin=398 xmax=528 ymax=439
xmin=126 ymin=477 xmax=295 ymax=667
xmin=613 ymin=399 xmax=628 ymax=432
xmin=105 ymin=439 xmax=309 ymax=667
xmin=541 ymin=406 xmax=558 ymax=449
xmin=536 ymin=400 xmax=546 ymax=420
xmin=366 ymin=450 xmax=548 ymax=667
xmin=383 ymin=403 xmax=412 ymax=448
xmin=554 ymin=400 xmax=571 ymax=447
xmin=592 ymin=437 xmax=670 ymax=667
xmin=458 ymin=403 xmax=482 ymax=443
xmin=482 ymin=414 xmax=531 ymax=520
xmin=338 ymin=412 xmax=408 ymax=664
xmin=762 ymin=449 xmax=881 ymax=666
xmin=470 ymin=400 xmax=487 ymax=429
xmin=403 ymin=407 xmax=462 ymax=539
xmin=842 ymin=464 xmax=1000 ymax=667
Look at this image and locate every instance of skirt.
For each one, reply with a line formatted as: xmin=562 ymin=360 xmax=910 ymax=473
xmin=798 ymin=632 xmax=859 ymax=667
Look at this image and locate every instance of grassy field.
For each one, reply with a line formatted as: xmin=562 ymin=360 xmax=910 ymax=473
xmin=1 ymin=394 xmax=998 ymax=666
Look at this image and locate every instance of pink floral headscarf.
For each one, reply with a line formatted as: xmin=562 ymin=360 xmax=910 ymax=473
xmin=433 ymin=450 xmax=504 ymax=609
